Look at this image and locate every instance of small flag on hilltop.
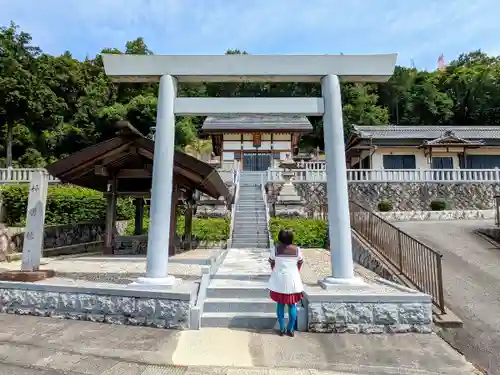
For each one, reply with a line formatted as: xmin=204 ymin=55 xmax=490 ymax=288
xmin=438 ymin=54 xmax=445 ymax=71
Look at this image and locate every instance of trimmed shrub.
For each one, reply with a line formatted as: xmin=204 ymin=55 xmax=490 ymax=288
xmin=0 ymin=184 xmax=134 ymax=226
xmin=269 ymin=218 xmax=328 ymax=248
xmin=430 ymin=199 xmax=447 ymax=211
xmin=377 ymin=199 xmax=393 ymax=212
xmin=124 ymin=215 xmax=230 ymax=242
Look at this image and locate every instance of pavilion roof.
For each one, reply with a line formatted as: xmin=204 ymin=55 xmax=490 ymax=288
xmin=46 ymin=122 xmax=229 ymax=200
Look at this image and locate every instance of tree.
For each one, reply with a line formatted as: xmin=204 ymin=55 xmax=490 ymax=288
xmin=3 ymin=21 xmax=500 ymax=168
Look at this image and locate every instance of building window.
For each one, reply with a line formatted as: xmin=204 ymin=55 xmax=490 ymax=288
xmin=383 ymin=155 xmax=416 ymax=169
xmin=431 ymin=157 xmax=453 ymax=169
xmin=459 ymin=155 xmax=500 ymax=169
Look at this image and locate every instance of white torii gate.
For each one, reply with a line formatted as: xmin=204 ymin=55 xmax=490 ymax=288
xmin=102 ymin=53 xmax=397 ymax=288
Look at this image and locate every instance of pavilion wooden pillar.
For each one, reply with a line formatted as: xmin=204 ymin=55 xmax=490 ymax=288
xmin=134 ymin=198 xmax=144 ymax=235
xmin=184 ymin=193 xmax=194 ymax=251
xmin=169 ymin=185 xmax=180 ymax=256
xmin=104 ymin=178 xmax=117 ymax=254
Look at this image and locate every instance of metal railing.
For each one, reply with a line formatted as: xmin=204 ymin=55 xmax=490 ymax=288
xmin=261 ymin=172 xmax=274 ymax=251
xmin=228 ymin=166 xmax=241 ymax=247
xmin=267 ymin=168 xmax=500 ymax=183
xmin=349 ymin=200 xmax=445 ymax=313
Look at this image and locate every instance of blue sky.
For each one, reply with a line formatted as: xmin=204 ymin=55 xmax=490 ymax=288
xmin=1 ymin=0 xmax=498 ymax=71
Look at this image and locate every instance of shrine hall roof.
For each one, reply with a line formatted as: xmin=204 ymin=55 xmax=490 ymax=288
xmin=202 ymin=115 xmax=313 ymax=133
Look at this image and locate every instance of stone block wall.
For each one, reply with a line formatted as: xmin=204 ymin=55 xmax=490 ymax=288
xmin=307 ymin=300 xmax=432 ymax=334
xmin=7 ymin=222 xmax=107 ymax=256
xmin=350 ymin=182 xmax=500 ymax=211
xmin=351 ymin=233 xmax=398 ymax=283
xmin=0 ymin=284 xmax=192 ymax=329
xmin=267 ymin=181 xmax=500 ymax=213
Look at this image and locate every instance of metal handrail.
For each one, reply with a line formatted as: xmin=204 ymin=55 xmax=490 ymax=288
xmin=261 ymin=172 xmax=273 ymax=251
xmin=349 ymin=200 xmax=445 ymax=313
xmin=228 ymin=166 xmax=241 ymax=247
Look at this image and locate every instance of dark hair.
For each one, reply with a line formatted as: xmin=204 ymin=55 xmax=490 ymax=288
xmin=278 ymin=229 xmax=294 ymax=245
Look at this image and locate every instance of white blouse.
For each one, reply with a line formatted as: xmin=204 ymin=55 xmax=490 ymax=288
xmin=267 ymin=246 xmax=304 ymax=294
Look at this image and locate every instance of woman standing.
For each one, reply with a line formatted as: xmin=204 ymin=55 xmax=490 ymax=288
xmin=267 ymin=229 xmax=304 ymax=337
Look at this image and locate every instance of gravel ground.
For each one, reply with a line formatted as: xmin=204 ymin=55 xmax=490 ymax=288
xmin=300 ymin=248 xmax=383 ymax=285
xmin=0 ymin=252 xmax=214 ymax=286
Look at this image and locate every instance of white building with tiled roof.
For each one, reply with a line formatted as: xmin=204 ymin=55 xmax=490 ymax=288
xmin=345 ymin=125 xmax=500 ymax=170
xmin=202 ymin=115 xmax=313 ymax=171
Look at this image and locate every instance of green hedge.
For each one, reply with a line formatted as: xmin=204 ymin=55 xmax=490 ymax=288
xmin=0 ymin=184 xmax=134 ymax=226
xmin=124 ymin=215 xmax=230 ymax=242
xmin=270 ymin=218 xmax=328 ymax=248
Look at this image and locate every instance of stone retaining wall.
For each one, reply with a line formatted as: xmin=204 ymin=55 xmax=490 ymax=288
xmin=351 ymin=233 xmax=398 ymax=283
xmin=267 ymin=182 xmax=500 ymax=214
xmin=307 ymin=299 xmax=432 ymax=334
xmin=378 ymin=209 xmax=495 ymax=222
xmin=350 ymin=182 xmax=500 ymax=211
xmin=0 ymin=282 xmax=193 ymax=329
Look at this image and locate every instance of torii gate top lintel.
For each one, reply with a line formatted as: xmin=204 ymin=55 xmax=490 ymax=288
xmin=102 ymin=53 xmax=397 ymax=83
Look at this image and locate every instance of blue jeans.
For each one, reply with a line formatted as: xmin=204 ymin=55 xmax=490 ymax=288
xmin=276 ymin=303 xmax=297 ymax=332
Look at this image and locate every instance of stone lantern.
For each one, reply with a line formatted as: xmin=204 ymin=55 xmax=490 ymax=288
xmin=275 ymin=155 xmax=304 ymax=217
xmin=277 ymin=157 xmax=301 ymax=203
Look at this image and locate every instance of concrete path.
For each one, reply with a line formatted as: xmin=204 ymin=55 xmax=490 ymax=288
xmin=396 ymin=219 xmax=500 ymax=374
xmin=0 ymin=313 xmax=479 ymax=374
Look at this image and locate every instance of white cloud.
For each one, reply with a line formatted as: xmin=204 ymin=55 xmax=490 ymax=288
xmin=1 ymin=0 xmax=499 ymax=70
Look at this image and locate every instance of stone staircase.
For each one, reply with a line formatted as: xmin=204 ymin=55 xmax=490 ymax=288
xmin=201 ymin=248 xmax=282 ymax=329
xmin=230 ymin=172 xmax=269 ymax=249
xmin=201 ymin=172 xmax=280 ymax=329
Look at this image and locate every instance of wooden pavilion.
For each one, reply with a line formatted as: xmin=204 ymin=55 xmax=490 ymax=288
xmin=46 ymin=121 xmax=230 ymax=255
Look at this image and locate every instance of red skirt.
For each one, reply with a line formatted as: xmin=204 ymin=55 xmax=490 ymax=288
xmin=269 ymin=291 xmax=303 ymax=304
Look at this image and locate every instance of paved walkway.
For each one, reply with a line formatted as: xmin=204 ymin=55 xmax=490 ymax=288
xmin=396 ymin=219 xmax=500 ymax=374
xmin=0 ymin=314 xmax=479 ymax=374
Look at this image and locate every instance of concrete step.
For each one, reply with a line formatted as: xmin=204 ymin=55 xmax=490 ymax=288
xmin=232 ymin=233 xmax=269 ymax=238
xmin=206 ymin=285 xmax=269 ymax=299
xmin=201 ymin=312 xmax=283 ymax=329
xmin=231 ymin=246 xmax=269 ymax=250
xmin=236 ymin=207 xmax=266 ymax=210
xmin=203 ymin=297 xmax=275 ymax=313
xmin=233 ymin=224 xmax=268 ymax=229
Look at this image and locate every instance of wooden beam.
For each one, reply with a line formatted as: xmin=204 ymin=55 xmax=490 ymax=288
xmin=174 ymin=173 xmax=198 ymax=190
xmin=116 ymin=169 xmax=152 ymax=179
xmin=173 ymin=166 xmax=203 ymax=184
xmin=137 ymin=148 xmax=154 ymax=160
xmin=94 ymin=165 xmax=109 ymax=176
xmin=62 ymin=143 xmax=133 ymax=180
xmin=174 ymin=97 xmax=324 ymax=116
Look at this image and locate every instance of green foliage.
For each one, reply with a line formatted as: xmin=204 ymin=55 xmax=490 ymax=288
xmin=124 ymin=215 xmax=230 ymax=242
xmin=377 ymin=199 xmax=393 ymax=212
xmin=430 ymin=199 xmax=448 ymax=211
xmin=0 ymin=184 xmax=134 ymax=225
xmin=269 ymin=218 xmax=328 ymax=248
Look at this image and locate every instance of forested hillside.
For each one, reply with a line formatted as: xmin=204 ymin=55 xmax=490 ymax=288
xmin=2 ymin=21 xmax=500 ymax=167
